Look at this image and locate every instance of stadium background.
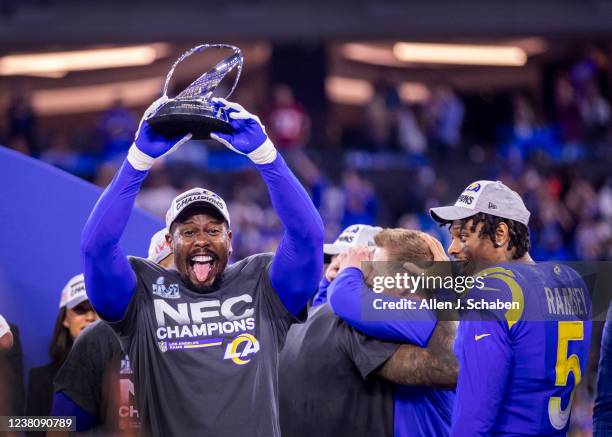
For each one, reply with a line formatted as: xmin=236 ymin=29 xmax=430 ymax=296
xmin=1 ymin=0 xmax=611 ymax=435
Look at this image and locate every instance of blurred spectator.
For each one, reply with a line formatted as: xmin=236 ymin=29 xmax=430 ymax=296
xmin=579 ymin=81 xmax=611 ymax=142
xmin=397 ymin=104 xmax=427 ymax=156
xmin=98 ymin=98 xmax=137 ymax=161
xmin=40 ymin=133 xmax=80 ymax=173
xmin=555 ymin=75 xmax=585 ymax=145
xmin=6 ymin=134 xmax=31 ymax=156
xmin=597 ymin=177 xmax=612 ymax=220
xmin=135 ymin=164 xmax=179 ymax=219
xmin=367 ymin=75 xmax=401 ymax=150
xmin=425 ymin=85 xmax=464 ymax=152
xmin=6 ymin=91 xmax=37 ymax=156
xmin=26 ymin=275 xmax=98 ymax=430
xmin=341 ymin=170 xmax=377 ymax=228
xmin=267 ymin=84 xmax=310 ymax=152
xmin=512 ymin=94 xmax=538 ymax=142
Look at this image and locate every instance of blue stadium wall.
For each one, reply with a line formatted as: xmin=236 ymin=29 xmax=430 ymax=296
xmin=0 ymin=146 xmax=163 ymax=375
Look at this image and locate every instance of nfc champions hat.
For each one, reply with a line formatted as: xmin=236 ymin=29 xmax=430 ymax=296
xmin=430 ymin=180 xmax=530 ymax=226
xmin=59 ymin=274 xmax=89 ymax=309
xmin=324 ymin=224 xmax=383 ymax=257
xmin=166 ymin=187 xmax=231 ymax=228
xmin=148 ymin=228 xmax=172 ymax=264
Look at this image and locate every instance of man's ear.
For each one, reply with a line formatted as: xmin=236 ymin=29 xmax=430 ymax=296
xmin=166 ymin=228 xmax=174 ymax=247
xmin=494 ymin=222 xmax=510 ymax=248
xmin=227 ymin=229 xmax=233 ymax=257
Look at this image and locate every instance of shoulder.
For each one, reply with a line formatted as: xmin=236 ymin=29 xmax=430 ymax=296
xmin=470 ymin=263 xmax=527 ymax=329
xmin=74 ymin=320 xmax=116 ymax=347
xmin=128 ymin=256 xmax=177 ymax=284
xmin=128 ymin=255 xmax=160 ymax=272
xmin=228 ymin=253 xmax=274 ymax=275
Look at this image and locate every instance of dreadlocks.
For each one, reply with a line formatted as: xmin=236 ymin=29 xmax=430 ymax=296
xmin=452 ymin=212 xmax=530 ymax=259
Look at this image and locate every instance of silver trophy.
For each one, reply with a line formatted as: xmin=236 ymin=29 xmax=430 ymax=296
xmin=148 ymin=44 xmax=243 ymax=140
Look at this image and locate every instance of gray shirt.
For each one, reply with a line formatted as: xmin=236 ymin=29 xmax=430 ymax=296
xmin=110 ymin=254 xmax=297 ymax=437
xmin=279 ymin=303 xmax=399 ymax=437
xmin=54 ymin=320 xmax=140 ymax=433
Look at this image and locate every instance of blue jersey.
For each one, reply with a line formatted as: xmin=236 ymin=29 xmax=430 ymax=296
xmin=394 ymin=385 xmax=454 ymax=437
xmin=451 ymin=262 xmax=592 ymax=436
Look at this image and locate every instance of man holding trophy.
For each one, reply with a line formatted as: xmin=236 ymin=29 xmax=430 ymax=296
xmin=80 ymin=45 xmax=324 ymax=436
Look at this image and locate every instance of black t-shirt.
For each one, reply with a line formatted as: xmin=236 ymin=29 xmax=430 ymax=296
xmin=0 ymin=323 xmax=24 ymax=417
xmin=279 ymin=303 xmax=399 ymax=437
xmin=109 ymin=254 xmax=299 ymax=437
xmin=54 ymin=320 xmax=140 ymax=434
xmin=26 ymin=361 xmax=60 ymax=437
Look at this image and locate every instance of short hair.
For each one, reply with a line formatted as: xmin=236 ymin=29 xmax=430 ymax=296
xmin=374 ymin=228 xmax=433 ymax=263
xmin=452 ymin=213 xmax=530 ymax=259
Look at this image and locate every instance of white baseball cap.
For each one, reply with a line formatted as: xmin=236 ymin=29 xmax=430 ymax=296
xmin=166 ymin=187 xmax=231 ymax=229
xmin=148 ymin=228 xmax=172 ymax=264
xmin=59 ymin=274 xmax=89 ymax=309
xmin=0 ymin=314 xmax=10 ymax=338
xmin=324 ymin=224 xmax=383 ymax=256
xmin=430 ymin=180 xmax=530 ymax=226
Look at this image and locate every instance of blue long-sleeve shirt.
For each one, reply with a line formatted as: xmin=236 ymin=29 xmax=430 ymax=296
xmin=451 ymin=263 xmax=591 ymax=436
xmin=81 ymin=153 xmax=324 ymax=321
xmin=327 ymin=267 xmax=453 ymax=437
xmin=327 ymin=267 xmax=436 ymax=346
xmin=312 ymin=276 xmax=330 ymax=307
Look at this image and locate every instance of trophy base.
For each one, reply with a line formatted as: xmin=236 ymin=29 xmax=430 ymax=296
xmin=147 ymin=100 xmax=234 ymax=140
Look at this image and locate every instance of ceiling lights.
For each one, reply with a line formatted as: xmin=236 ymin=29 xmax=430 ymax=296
xmin=393 ymin=42 xmax=527 ymax=66
xmin=0 ymin=44 xmax=171 ymax=77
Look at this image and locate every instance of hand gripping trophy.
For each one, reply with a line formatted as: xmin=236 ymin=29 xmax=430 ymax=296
xmin=147 ymin=44 xmax=243 ymax=140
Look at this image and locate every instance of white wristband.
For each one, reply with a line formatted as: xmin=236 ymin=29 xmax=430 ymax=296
xmin=248 ymin=138 xmax=277 ymax=165
xmin=127 ymin=144 xmax=155 ymax=171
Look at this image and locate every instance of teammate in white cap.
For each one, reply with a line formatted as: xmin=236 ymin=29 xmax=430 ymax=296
xmin=313 ymin=224 xmax=382 ymax=306
xmin=81 ymin=97 xmax=324 ymax=436
xmin=147 ymin=227 xmax=174 ymax=267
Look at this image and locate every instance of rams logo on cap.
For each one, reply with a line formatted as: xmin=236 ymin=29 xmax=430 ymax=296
xmin=465 ymin=182 xmax=481 ymax=193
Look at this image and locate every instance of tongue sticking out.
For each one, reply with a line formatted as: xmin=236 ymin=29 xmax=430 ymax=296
xmin=193 ymin=263 xmax=212 ymax=283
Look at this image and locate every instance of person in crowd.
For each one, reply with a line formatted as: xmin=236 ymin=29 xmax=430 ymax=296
xmin=26 ymin=274 xmax=98 ymax=424
xmin=51 ymin=229 xmax=174 ymax=433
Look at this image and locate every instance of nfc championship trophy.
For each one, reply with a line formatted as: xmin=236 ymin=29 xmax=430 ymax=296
xmin=147 ymin=44 xmax=243 ymax=140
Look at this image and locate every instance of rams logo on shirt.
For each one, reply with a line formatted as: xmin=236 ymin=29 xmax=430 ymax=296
xmin=223 ymin=333 xmax=260 ymax=365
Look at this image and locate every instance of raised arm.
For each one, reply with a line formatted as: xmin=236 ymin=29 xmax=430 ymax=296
xmin=210 ymin=98 xmax=324 ymax=316
xmin=81 ymin=97 xmax=191 ymax=321
xmin=377 ymin=321 xmax=458 ymax=389
xmin=328 ymin=267 xmax=436 ymax=346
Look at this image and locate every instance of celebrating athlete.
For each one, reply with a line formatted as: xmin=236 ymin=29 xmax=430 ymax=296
xmin=80 ymin=97 xmax=324 ymax=436
xmin=430 ymin=180 xmax=592 ymax=436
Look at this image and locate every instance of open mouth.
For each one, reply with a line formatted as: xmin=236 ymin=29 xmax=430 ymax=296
xmin=189 ymin=254 xmax=216 ymax=283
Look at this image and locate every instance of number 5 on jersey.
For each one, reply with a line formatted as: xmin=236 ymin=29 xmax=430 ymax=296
xmin=548 ymin=321 xmax=583 ymax=430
